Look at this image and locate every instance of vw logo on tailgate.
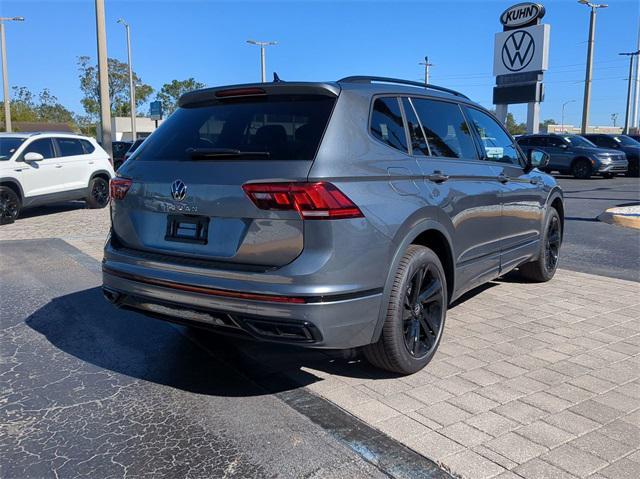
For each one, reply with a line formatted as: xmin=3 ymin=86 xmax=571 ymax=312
xmin=170 ymin=179 xmax=187 ymax=201
xmin=502 ymin=30 xmax=535 ymax=72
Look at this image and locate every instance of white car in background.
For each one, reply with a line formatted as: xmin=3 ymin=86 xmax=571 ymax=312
xmin=0 ymin=132 xmax=115 ymax=224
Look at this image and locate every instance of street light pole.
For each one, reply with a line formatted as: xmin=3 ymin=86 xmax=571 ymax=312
xmin=0 ymin=16 xmax=24 ymax=133
xmin=118 ymin=18 xmax=136 ymax=140
xmin=620 ymin=50 xmax=640 ymax=134
xmin=246 ymin=40 xmax=277 ymax=83
xmin=419 ymin=56 xmax=434 ymax=85
xmin=578 ymin=1 xmax=608 ymax=134
xmin=94 ymin=0 xmax=112 ymax=158
xmin=561 ymin=100 xmax=575 ymax=133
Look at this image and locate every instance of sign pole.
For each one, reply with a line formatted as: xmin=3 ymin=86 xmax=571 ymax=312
xmin=495 ymin=104 xmax=508 ymax=124
xmin=527 ymin=101 xmax=540 ymax=134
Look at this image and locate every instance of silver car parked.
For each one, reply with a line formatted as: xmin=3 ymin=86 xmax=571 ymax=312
xmin=103 ymin=77 xmax=564 ymax=374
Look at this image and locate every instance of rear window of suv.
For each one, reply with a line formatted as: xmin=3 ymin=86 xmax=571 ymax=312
xmin=133 ymin=95 xmax=336 ymax=162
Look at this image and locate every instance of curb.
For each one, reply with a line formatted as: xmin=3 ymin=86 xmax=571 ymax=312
xmin=598 ymin=206 xmax=640 ymax=229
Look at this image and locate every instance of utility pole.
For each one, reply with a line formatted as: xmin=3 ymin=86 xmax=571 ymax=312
xmin=578 ymin=1 xmax=608 ymax=134
xmin=246 ymin=40 xmax=277 ymax=83
xmin=561 ymin=100 xmax=575 ymax=132
xmin=611 ymin=113 xmax=618 ymax=127
xmin=117 ymin=18 xmax=136 ymax=140
xmin=0 ymin=16 xmax=24 ymax=132
xmin=633 ymin=24 xmax=640 ymax=129
xmin=620 ymin=50 xmax=640 ymax=134
xmin=94 ymin=0 xmax=112 ymax=157
xmin=419 ymin=56 xmax=434 ymax=85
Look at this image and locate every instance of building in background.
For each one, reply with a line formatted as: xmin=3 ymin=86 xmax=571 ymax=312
xmin=545 ymin=124 xmax=624 ymax=135
xmin=99 ymin=116 xmax=163 ymax=141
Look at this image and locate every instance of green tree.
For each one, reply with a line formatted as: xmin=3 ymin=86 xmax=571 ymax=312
xmin=156 ymin=78 xmax=206 ymax=115
xmin=505 ymin=113 xmax=527 ymax=136
xmin=0 ymin=86 xmax=76 ymax=128
xmin=77 ymin=55 xmax=153 ymax=119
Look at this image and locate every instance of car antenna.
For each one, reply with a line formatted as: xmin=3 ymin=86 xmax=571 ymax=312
xmin=273 ymin=72 xmax=283 ymax=83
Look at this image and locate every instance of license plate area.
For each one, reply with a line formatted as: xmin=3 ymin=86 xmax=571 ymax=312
xmin=165 ymin=214 xmax=209 ymax=244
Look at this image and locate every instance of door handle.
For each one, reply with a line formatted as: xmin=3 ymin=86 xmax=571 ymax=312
xmin=55 ymin=164 xmax=63 ymax=168
xmin=530 ymin=177 xmax=541 ymax=185
xmin=427 ymin=170 xmax=450 ymax=183
xmin=498 ymin=173 xmax=510 ymax=184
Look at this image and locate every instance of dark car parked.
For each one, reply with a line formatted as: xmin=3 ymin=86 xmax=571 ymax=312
xmin=625 ymin=134 xmax=640 ymax=143
xmin=516 ymin=134 xmax=627 ymax=179
xmin=103 ymin=76 xmax=564 ymax=375
xmin=581 ymin=134 xmax=639 ymax=177
xmin=123 ymin=138 xmax=145 ymax=162
xmin=112 ymin=141 xmax=133 ymax=169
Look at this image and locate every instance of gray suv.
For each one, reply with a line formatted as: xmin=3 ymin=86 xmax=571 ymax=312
xmin=516 ymin=134 xmax=628 ymax=179
xmin=103 ymin=77 xmax=564 ymax=374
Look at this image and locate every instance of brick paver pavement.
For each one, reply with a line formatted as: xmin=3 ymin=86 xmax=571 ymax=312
xmin=2 ymin=205 xmax=638 ymax=479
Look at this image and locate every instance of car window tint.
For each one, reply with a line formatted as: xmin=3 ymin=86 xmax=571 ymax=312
xmin=23 ymin=139 xmax=55 ymax=159
xmin=530 ymin=137 xmax=548 ymax=147
xmin=81 ymin=140 xmax=95 ymax=154
xmin=411 ymin=98 xmax=477 ymax=160
xmin=370 ymin=97 xmax=408 ymax=153
xmin=464 ymin=107 xmax=522 ymax=165
xmin=133 ymin=95 xmax=335 ymax=162
xmin=402 ymin=98 xmax=428 ymax=156
xmin=56 ymin=138 xmax=85 ymax=157
xmin=547 ymin=137 xmax=565 ymax=147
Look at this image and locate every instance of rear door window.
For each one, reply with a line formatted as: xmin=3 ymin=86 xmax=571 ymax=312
xmin=56 ymin=138 xmax=85 ymax=157
xmin=370 ymin=97 xmax=408 ymax=153
xmin=134 ymin=95 xmax=336 ymax=162
xmin=411 ymin=98 xmax=477 ymax=160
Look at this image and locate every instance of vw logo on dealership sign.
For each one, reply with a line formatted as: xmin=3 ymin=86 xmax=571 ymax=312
xmin=501 ymin=30 xmax=535 ymax=72
xmin=493 ymin=23 xmax=549 ymax=77
xmin=171 ymin=179 xmax=187 ymax=201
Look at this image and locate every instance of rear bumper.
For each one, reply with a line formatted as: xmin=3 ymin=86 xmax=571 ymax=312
xmin=102 ymin=266 xmax=383 ymax=349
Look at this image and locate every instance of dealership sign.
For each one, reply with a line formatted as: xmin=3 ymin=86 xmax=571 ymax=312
xmin=500 ymin=2 xmax=545 ymax=29
xmin=493 ymin=24 xmax=549 ymax=76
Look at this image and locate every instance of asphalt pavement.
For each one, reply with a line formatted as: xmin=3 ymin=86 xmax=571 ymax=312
xmin=556 ymin=176 xmax=639 ymax=282
xmin=0 ymin=238 xmax=447 ymax=479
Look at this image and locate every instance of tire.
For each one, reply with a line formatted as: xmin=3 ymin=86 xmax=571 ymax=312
xmin=518 ymin=207 xmax=561 ymax=283
xmin=571 ymin=158 xmax=592 ymax=179
xmin=628 ymin=162 xmax=639 ymax=178
xmin=363 ymin=245 xmax=447 ymax=375
xmin=0 ymin=186 xmax=21 ymax=225
xmin=86 ymin=177 xmax=110 ymax=209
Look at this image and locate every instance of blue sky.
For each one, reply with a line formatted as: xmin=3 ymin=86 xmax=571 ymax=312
xmin=3 ymin=0 xmax=639 ymax=126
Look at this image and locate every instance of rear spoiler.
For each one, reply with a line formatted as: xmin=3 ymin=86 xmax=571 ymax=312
xmin=179 ymin=82 xmax=341 ymax=108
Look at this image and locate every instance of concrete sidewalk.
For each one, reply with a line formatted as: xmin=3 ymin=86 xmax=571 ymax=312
xmin=2 ymin=206 xmax=638 ymax=479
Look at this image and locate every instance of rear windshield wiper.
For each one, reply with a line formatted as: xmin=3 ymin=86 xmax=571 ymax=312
xmin=186 ymin=148 xmax=270 ymax=159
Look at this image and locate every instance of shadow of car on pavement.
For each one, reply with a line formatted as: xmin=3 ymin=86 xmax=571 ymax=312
xmin=25 ymin=279 xmax=505 ymax=397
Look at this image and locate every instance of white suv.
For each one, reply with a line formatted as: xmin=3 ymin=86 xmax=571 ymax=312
xmin=0 ymin=132 xmax=115 ymax=224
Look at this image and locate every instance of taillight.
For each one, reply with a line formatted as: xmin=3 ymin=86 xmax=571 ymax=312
xmin=110 ymin=177 xmax=132 ymax=200
xmin=242 ymin=182 xmax=363 ymax=220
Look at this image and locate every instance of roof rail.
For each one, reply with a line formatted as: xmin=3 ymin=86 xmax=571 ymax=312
xmin=338 ymin=76 xmax=469 ymax=99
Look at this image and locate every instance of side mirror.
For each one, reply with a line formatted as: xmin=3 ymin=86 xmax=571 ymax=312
xmin=23 ymin=152 xmax=45 ymax=162
xmin=526 ymin=149 xmax=549 ymax=171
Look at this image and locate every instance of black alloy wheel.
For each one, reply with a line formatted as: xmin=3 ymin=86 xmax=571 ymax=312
xmin=363 ymin=245 xmax=447 ymax=375
xmin=86 ymin=177 xmax=110 ymax=208
xmin=545 ymin=214 xmax=561 ymax=272
xmin=0 ymin=187 xmax=21 ymax=224
xmin=402 ymin=264 xmax=444 ymax=359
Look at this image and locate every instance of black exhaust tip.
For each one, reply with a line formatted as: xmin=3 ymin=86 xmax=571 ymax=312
xmin=102 ymin=287 xmax=123 ymax=306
